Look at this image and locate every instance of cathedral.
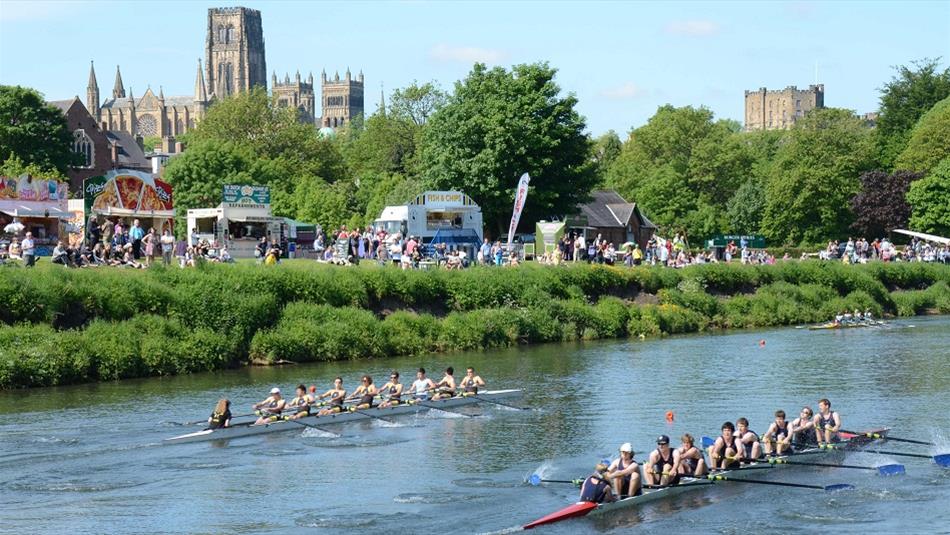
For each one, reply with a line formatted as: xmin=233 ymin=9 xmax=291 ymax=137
xmin=83 ymin=6 xmax=364 ymax=140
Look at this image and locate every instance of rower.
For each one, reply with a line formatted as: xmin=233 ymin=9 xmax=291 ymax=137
xmin=853 ymin=308 xmax=863 ymax=322
xmin=833 ymin=311 xmax=844 ymax=325
xmin=812 ymin=398 xmax=841 ymax=445
xmin=763 ymin=409 xmax=791 ymax=456
xmin=252 ymin=387 xmax=285 ymax=425
xmin=458 ymin=366 xmax=485 ymax=396
xmin=673 ymin=433 xmax=707 ymax=477
xmin=734 ymin=417 xmax=762 ymax=462
xmin=578 ymin=463 xmax=616 ymax=504
xmin=347 ymin=375 xmax=377 ymax=410
xmin=316 ymin=377 xmax=347 ymax=416
xmin=431 ymin=367 xmax=457 ymax=400
xmin=789 ymin=406 xmax=817 ymax=450
xmin=708 ymin=421 xmax=740 ymax=470
xmin=842 ymin=310 xmax=853 ymax=324
xmin=864 ymin=309 xmax=874 ymax=321
xmin=286 ymin=384 xmax=314 ymax=420
xmin=408 ymin=368 xmax=436 ymax=401
xmin=378 ymin=371 xmax=404 ymax=409
xmin=604 ymin=443 xmax=641 ymax=498
xmin=645 ymin=435 xmax=676 ymax=486
xmin=208 ymin=398 xmax=231 ymax=429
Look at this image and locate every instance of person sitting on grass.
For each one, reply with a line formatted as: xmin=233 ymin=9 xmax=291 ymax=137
xmin=51 ymin=241 xmax=71 ymax=267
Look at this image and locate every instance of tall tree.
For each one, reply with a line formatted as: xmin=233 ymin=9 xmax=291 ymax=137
xmin=0 ymin=85 xmax=77 ymax=174
xmin=876 ymin=58 xmax=950 ymax=169
xmin=761 ymin=108 xmax=875 ymax=244
xmin=849 ymin=170 xmax=923 ymax=238
xmin=894 ymin=95 xmax=950 ymax=173
xmin=906 ymin=157 xmax=950 ymax=236
xmin=419 ymin=63 xmax=597 ymax=233
xmin=591 ymin=130 xmax=622 ymax=181
xmin=389 ymin=81 xmax=447 ymax=126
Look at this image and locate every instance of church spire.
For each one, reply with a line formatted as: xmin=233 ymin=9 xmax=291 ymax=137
xmin=379 ymin=82 xmax=386 ymax=117
xmin=86 ymin=60 xmax=100 ymax=118
xmin=158 ymin=86 xmax=165 ymax=100
xmin=112 ymin=65 xmax=126 ymax=99
xmin=194 ymin=59 xmax=208 ymax=102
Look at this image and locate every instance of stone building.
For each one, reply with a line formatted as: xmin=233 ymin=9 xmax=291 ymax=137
xmin=47 ymin=97 xmax=150 ymax=193
xmin=272 ymin=71 xmax=315 ymax=123
xmin=206 ymin=6 xmax=267 ymax=99
xmin=320 ymin=68 xmax=364 ymax=128
xmin=86 ymin=61 xmax=209 ymax=139
xmin=744 ymin=84 xmax=824 ymax=131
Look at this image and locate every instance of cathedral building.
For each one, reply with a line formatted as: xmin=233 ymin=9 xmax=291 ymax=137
xmin=273 ymin=71 xmax=315 ymax=124
xmin=320 ymin=68 xmax=364 ymax=129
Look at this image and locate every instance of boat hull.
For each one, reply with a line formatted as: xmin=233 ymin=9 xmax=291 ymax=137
xmin=164 ymin=389 xmax=522 ymax=444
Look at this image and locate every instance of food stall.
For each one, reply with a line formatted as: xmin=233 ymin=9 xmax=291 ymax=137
xmin=0 ymin=174 xmax=71 ymax=255
xmin=186 ymin=185 xmax=286 ymax=258
xmin=83 ymin=169 xmax=174 ymax=240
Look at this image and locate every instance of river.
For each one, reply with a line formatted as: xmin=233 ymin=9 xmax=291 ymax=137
xmin=1 ymin=316 xmax=949 ymax=534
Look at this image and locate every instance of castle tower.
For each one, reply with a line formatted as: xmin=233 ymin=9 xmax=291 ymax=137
xmin=744 ymin=84 xmax=825 ymax=131
xmin=205 ymin=6 xmax=267 ymax=99
xmin=112 ymin=65 xmax=126 ymax=99
xmin=86 ymin=60 xmax=99 ymax=119
xmin=321 ymin=66 xmax=364 ymax=129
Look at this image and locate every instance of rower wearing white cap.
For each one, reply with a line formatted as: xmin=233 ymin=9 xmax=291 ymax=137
xmin=252 ymin=387 xmax=286 ymax=425
xmin=604 ymin=443 xmax=641 ymax=498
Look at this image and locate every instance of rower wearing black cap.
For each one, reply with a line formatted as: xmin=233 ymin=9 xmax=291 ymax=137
xmin=645 ymin=435 xmax=677 ymax=486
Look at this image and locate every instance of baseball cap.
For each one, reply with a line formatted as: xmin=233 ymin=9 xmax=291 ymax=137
xmin=270 ymin=387 xmax=281 ymax=394
xmin=656 ymin=435 xmax=670 ymax=445
xmin=619 ymin=442 xmax=633 ymax=453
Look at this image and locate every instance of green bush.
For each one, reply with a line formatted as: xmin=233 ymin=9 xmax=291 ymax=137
xmin=891 ymin=281 xmax=950 ymax=316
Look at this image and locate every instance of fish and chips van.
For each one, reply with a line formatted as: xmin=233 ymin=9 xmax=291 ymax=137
xmin=187 ymin=185 xmax=286 ymax=258
xmin=0 ymin=174 xmax=71 ymax=255
xmin=83 ymin=169 xmax=174 ymax=239
xmin=374 ymin=191 xmax=484 ymax=256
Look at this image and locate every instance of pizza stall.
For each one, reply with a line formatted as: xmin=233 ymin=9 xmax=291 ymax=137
xmin=83 ymin=169 xmax=174 ymax=239
xmin=0 ymin=175 xmax=71 ymax=255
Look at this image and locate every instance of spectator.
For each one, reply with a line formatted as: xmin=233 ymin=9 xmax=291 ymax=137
xmin=51 ymin=240 xmax=70 ymax=267
xmin=129 ymin=219 xmax=144 ymax=259
xmin=160 ymin=229 xmax=174 ymax=266
xmin=87 ymin=215 xmax=100 ymax=245
xmin=142 ymin=227 xmax=156 ymax=267
xmin=22 ymin=232 xmax=36 ymax=267
xmin=479 ymin=238 xmax=491 ymax=266
xmin=255 ymin=237 xmax=267 ymax=263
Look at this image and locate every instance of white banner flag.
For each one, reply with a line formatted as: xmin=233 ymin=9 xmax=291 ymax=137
xmin=506 ymin=172 xmax=531 ymax=249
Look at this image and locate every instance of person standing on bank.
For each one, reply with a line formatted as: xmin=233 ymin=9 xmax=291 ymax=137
xmin=22 ymin=232 xmax=36 ymax=267
xmin=129 ymin=219 xmax=145 ymax=260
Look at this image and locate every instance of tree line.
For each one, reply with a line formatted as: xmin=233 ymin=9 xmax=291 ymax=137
xmin=1 ymin=58 xmax=948 ymax=243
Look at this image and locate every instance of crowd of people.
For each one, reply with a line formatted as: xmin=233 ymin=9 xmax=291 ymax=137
xmin=818 ymin=236 xmax=950 ymax=264
xmin=577 ymin=399 xmax=842 ymax=503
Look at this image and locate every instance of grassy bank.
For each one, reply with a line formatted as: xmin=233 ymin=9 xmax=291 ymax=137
xmin=1 ymin=261 xmax=948 ymax=388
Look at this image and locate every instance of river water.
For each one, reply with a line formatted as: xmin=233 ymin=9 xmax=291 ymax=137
xmin=1 ymin=316 xmax=949 ymax=534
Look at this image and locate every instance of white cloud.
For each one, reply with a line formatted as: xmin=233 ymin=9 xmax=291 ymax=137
xmin=601 ymin=82 xmax=648 ymax=99
xmin=430 ymin=44 xmax=506 ymax=64
xmin=664 ymin=19 xmax=720 ymax=37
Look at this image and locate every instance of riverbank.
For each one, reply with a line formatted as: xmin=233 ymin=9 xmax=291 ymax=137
xmin=1 ymin=261 xmax=948 ymax=388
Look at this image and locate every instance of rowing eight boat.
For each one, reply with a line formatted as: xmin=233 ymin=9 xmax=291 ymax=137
xmin=164 ymin=389 xmax=522 ymax=445
xmin=522 ymin=428 xmax=888 ymax=530
xmin=808 ymin=321 xmax=884 ymax=330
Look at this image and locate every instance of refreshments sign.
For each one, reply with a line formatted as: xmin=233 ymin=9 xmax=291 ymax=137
xmin=223 ymin=185 xmax=270 ymax=208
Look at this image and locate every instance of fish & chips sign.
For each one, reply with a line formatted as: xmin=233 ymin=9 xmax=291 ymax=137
xmin=223 ymin=185 xmax=270 ymax=208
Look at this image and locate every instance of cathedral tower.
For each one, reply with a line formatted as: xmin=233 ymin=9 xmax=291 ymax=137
xmin=321 ymin=67 xmax=364 ymax=128
xmin=205 ymin=7 xmax=267 ymax=99
xmin=86 ymin=60 xmax=99 ymax=119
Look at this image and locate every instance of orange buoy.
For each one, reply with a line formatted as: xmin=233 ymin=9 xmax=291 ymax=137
xmin=665 ymin=410 xmax=675 ymax=423
xmin=309 ymin=385 xmax=317 ymax=394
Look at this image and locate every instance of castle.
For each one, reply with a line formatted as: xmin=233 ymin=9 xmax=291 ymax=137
xmin=83 ymin=7 xmax=363 ymax=139
xmin=744 ymin=84 xmax=824 ymax=131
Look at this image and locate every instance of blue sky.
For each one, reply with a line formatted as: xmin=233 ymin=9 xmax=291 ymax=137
xmin=1 ymin=0 xmax=948 ymax=135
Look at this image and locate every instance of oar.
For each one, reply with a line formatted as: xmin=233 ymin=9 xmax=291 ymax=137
xmin=347 ymin=407 xmax=397 ymax=424
xmin=707 ymin=474 xmax=854 ymax=492
xmin=841 ymin=429 xmax=936 ymax=446
xmin=852 ymin=448 xmax=950 ymax=467
xmin=177 ymin=412 xmax=256 ymax=426
xmin=471 ymin=393 xmax=528 ymax=410
xmin=766 ymin=457 xmax=905 ymax=476
xmin=527 ymin=475 xmax=584 ymax=486
xmin=284 ymin=418 xmax=342 ymax=437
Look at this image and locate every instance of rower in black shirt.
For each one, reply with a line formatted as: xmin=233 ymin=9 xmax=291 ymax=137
xmin=579 ymin=463 xmax=615 ymax=503
xmin=459 ymin=367 xmax=485 ymax=396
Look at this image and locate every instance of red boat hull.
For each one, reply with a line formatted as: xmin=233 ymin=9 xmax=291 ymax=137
xmin=522 ymin=501 xmax=598 ymax=530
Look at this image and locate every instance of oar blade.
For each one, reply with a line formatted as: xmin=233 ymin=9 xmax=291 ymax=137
xmin=877 ymin=464 xmax=905 ymax=476
xmin=824 ymin=483 xmax=855 ymax=492
xmin=934 ymin=453 xmax=950 ymax=468
xmin=702 ymin=436 xmax=715 ymax=448
xmin=528 ymin=474 xmax=542 ymax=486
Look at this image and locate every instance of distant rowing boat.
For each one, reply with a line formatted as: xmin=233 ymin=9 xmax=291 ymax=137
xmin=523 ymin=428 xmax=888 ymax=530
xmin=164 ymin=389 xmax=522 ymax=444
xmin=808 ymin=320 xmax=885 ymax=330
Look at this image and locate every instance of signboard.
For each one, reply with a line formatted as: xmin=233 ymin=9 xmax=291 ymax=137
xmin=223 ymin=185 xmax=270 ymax=208
xmin=84 ymin=170 xmax=173 ymax=215
xmin=506 ymin=173 xmax=531 ymax=249
xmin=705 ymin=234 xmax=766 ymax=249
xmin=0 ymin=175 xmax=69 ymax=216
xmin=408 ymin=191 xmax=478 ymax=209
